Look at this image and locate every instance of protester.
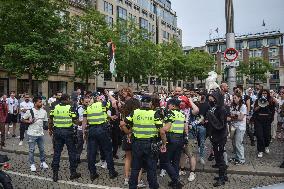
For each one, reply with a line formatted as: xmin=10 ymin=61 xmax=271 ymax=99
xmin=6 ymin=91 xmax=19 ymax=137
xmin=0 ymin=94 xmax=8 ymax=148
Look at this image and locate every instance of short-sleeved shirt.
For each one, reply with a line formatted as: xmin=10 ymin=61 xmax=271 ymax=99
xmin=231 ymin=104 xmax=247 ymax=130
xmin=7 ymin=97 xmax=18 ymax=114
xmin=20 ymin=101 xmax=34 ymax=118
xmin=23 ymin=108 xmax=48 ymax=136
xmin=77 ymin=105 xmax=86 ymax=130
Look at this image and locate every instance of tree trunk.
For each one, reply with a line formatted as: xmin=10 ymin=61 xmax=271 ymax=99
xmin=136 ymin=82 xmax=139 ymax=91
xmin=28 ymin=73 xmax=33 ymax=95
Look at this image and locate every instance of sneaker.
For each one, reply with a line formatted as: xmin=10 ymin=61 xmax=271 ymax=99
xmin=101 ymin=161 xmax=107 ymax=169
xmin=160 ymin=169 xmax=166 ymax=177
xmin=19 ymin=141 xmax=23 ymax=146
xmin=234 ymin=160 xmax=245 ymax=166
xmin=213 ymin=178 xmax=225 ymax=187
xmin=188 ymin=172 xmax=196 ymax=182
xmin=40 ymin=162 xmax=49 ymax=169
xmin=179 ymin=170 xmax=186 ymax=176
xmin=30 ymin=164 xmax=36 ymax=172
xmin=280 ymin=161 xmax=284 ymax=168
xmin=95 ymin=160 xmax=103 ymax=167
xmin=200 ymin=158 xmax=205 ymax=165
xmin=124 ymin=178 xmax=129 ymax=186
xmin=229 ymin=158 xmax=237 ymax=163
xmin=70 ymin=172 xmax=81 ymax=180
xmin=7 ymin=131 xmax=10 ymax=135
xmin=257 ymin=152 xmax=263 ymax=158
xmin=137 ymin=180 xmax=146 ymax=188
xmin=265 ymin=147 xmax=270 ymax=154
xmin=109 ymin=171 xmax=118 ymax=179
xmin=12 ymin=134 xmax=16 ymax=138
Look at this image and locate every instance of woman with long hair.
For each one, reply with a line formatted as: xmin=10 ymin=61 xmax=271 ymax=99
xmin=229 ymin=92 xmax=247 ymax=165
xmin=253 ymin=89 xmax=276 ymax=158
xmin=119 ymin=87 xmax=144 ymax=187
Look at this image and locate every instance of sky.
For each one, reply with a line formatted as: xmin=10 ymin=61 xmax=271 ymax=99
xmin=171 ymin=0 xmax=284 ymax=47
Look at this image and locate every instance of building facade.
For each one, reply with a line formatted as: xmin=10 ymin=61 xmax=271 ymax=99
xmin=0 ymin=0 xmax=182 ymax=97
xmin=190 ymin=31 xmax=283 ymax=90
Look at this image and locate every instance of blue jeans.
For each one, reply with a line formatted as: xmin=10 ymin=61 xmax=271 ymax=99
xmin=129 ymin=140 xmax=159 ymax=189
xmin=232 ymin=128 xmax=245 ymax=163
xmin=27 ymin=135 xmax=46 ymax=165
xmin=196 ymin=125 xmax=206 ymax=159
xmin=87 ymin=125 xmax=115 ymax=175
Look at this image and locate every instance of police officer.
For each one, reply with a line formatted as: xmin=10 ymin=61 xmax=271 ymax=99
xmin=160 ymin=98 xmax=187 ymax=189
xmin=82 ymin=94 xmax=118 ymax=181
xmin=49 ymin=94 xmax=81 ymax=182
xmin=120 ymin=95 xmax=163 ymax=189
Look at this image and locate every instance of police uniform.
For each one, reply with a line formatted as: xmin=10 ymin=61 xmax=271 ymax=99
xmin=84 ymin=101 xmax=118 ymax=179
xmin=50 ymin=103 xmax=79 ymax=181
xmin=163 ymin=103 xmax=186 ymax=187
xmin=125 ymin=97 xmax=162 ymax=189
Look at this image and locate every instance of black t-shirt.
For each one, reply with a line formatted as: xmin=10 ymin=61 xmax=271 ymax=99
xmin=198 ymin=102 xmax=210 ymax=117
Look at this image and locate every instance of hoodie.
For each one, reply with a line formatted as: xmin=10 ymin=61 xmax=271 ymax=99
xmin=207 ymin=90 xmax=228 ymax=143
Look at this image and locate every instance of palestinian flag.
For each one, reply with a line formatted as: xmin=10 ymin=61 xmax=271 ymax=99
xmin=108 ymin=41 xmax=117 ymax=77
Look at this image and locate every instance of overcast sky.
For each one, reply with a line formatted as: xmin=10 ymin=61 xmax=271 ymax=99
xmin=171 ymin=0 xmax=284 ymax=47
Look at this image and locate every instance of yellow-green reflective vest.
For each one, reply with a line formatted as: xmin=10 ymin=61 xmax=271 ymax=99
xmin=131 ymin=109 xmax=159 ymax=139
xmin=169 ymin=110 xmax=185 ymax=134
xmin=53 ymin=105 xmax=73 ymax=128
xmin=86 ymin=102 xmax=106 ymax=125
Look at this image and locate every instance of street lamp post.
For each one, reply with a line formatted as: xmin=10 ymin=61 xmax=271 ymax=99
xmin=225 ymin=0 xmax=236 ymax=93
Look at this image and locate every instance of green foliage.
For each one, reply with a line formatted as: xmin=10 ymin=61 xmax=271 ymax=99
xmin=0 ymin=0 xmax=71 ymax=81
xmin=70 ymin=8 xmax=113 ymax=86
xmin=186 ymin=50 xmax=215 ymax=82
xmin=238 ymin=57 xmax=273 ymax=82
xmin=114 ymin=20 xmax=157 ymax=85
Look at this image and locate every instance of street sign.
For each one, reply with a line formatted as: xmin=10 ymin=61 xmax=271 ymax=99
xmin=224 ymin=48 xmax=238 ymax=62
xmin=223 ymin=61 xmax=239 ymax=67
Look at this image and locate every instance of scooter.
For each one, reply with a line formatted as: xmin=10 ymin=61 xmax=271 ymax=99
xmin=0 ymin=155 xmax=13 ymax=189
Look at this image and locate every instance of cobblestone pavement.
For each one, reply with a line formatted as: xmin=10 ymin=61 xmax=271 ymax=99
xmin=2 ymin=127 xmax=284 ymax=175
xmin=2 ymin=151 xmax=284 ymax=189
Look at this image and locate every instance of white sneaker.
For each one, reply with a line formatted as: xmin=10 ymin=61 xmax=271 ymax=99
xmin=7 ymin=131 xmax=10 ymax=135
xmin=124 ymin=178 xmax=129 ymax=186
xmin=200 ymin=158 xmax=205 ymax=165
xmin=179 ymin=170 xmax=186 ymax=176
xmin=265 ymin=147 xmax=270 ymax=154
xmin=160 ymin=169 xmax=166 ymax=177
xmin=258 ymin=152 xmax=263 ymax=158
xmin=137 ymin=180 xmax=146 ymax=188
xmin=19 ymin=141 xmax=23 ymax=146
xmin=95 ymin=160 xmax=103 ymax=167
xmin=100 ymin=161 xmax=107 ymax=169
xmin=40 ymin=162 xmax=49 ymax=169
xmin=188 ymin=172 xmax=196 ymax=182
xmin=30 ymin=164 xmax=36 ymax=172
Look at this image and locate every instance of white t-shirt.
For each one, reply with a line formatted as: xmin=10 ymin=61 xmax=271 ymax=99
xmin=48 ymin=97 xmax=56 ymax=105
xmin=20 ymin=101 xmax=34 ymax=118
xmin=231 ymin=104 xmax=247 ymax=130
xmin=23 ymin=108 xmax=48 ymax=136
xmin=77 ymin=105 xmax=85 ymax=131
xmin=7 ymin=97 xmax=18 ymax=114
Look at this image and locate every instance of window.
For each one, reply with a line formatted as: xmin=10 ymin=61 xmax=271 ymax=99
xmin=267 ymin=38 xmax=279 ymax=46
xmin=269 ymin=48 xmax=279 ymax=57
xmin=208 ymin=45 xmax=218 ymax=53
xmin=163 ymin=31 xmax=169 ymax=40
xmin=105 ymin=16 xmax=113 ymax=27
xmin=270 ymin=59 xmax=280 ymax=68
xmin=236 ymin=41 xmax=243 ymax=50
xmin=271 ymin=70 xmax=279 ymax=80
xmin=249 ymin=50 xmax=262 ymax=57
xmin=117 ymin=6 xmax=127 ymax=20
xmin=139 ymin=17 xmax=149 ymax=30
xmin=104 ymin=1 xmax=113 ymax=15
xmin=248 ymin=40 xmax=262 ymax=49
xmin=220 ymin=44 xmax=226 ymax=52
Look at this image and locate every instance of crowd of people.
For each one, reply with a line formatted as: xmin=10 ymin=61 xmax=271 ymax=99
xmin=0 ymin=84 xmax=283 ymax=188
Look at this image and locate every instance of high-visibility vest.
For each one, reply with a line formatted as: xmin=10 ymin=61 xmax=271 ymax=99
xmin=52 ymin=104 xmax=74 ymax=128
xmin=129 ymin=109 xmax=161 ymax=139
xmin=85 ymin=102 xmax=106 ymax=125
xmin=169 ymin=110 xmax=185 ymax=134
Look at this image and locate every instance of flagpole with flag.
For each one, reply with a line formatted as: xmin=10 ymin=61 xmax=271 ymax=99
xmin=108 ymin=40 xmax=117 ymax=77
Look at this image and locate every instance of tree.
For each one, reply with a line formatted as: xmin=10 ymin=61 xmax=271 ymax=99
xmin=114 ymin=20 xmax=157 ymax=89
xmin=237 ymin=57 xmax=273 ymax=87
xmin=70 ymin=8 xmax=113 ymax=88
xmin=186 ymin=50 xmax=215 ymax=85
xmin=0 ymin=0 xmax=71 ymax=95
xmin=156 ymin=40 xmax=187 ymax=92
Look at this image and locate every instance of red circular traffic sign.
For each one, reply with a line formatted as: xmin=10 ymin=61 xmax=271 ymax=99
xmin=224 ymin=48 xmax=238 ymax=62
